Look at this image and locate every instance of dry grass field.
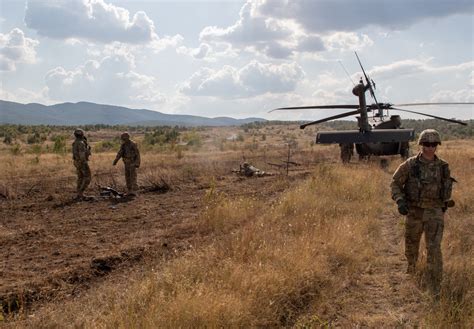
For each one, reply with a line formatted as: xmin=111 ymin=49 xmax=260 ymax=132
xmin=0 ymin=124 xmax=472 ymax=328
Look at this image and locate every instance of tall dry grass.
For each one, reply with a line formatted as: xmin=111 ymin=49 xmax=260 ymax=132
xmin=19 ymin=163 xmax=386 ymax=328
xmin=423 ymin=141 xmax=474 ymax=327
xmin=4 ymin=138 xmax=473 ymax=328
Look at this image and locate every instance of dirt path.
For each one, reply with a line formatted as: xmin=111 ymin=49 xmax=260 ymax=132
xmin=329 ymin=212 xmax=428 ymax=327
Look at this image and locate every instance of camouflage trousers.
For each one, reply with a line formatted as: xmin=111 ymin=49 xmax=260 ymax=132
xmin=124 ymin=164 xmax=138 ymax=194
xmin=405 ymin=207 xmax=444 ymax=294
xmin=74 ymin=161 xmax=91 ymax=196
xmin=339 ymin=144 xmax=353 ymax=163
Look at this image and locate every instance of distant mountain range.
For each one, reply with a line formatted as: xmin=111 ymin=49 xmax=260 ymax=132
xmin=0 ymin=100 xmax=266 ymax=126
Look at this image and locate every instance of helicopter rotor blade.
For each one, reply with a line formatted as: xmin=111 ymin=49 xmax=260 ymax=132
xmin=300 ymin=110 xmax=360 ymax=129
xmin=355 ymin=51 xmax=382 ymax=114
xmin=269 ymin=105 xmax=359 ymax=113
xmin=393 ymin=102 xmax=474 ymax=107
xmin=391 ymin=107 xmax=467 ymax=126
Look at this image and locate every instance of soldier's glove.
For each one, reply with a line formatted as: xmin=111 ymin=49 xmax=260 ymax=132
xmin=397 ymin=199 xmax=409 ymax=215
xmin=112 ymin=160 xmax=118 ymax=166
xmin=442 ymin=200 xmax=455 ymax=213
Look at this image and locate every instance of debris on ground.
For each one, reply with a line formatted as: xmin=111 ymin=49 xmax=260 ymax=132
xmin=233 ymin=162 xmax=273 ymax=177
xmin=99 ymin=186 xmax=124 ymax=198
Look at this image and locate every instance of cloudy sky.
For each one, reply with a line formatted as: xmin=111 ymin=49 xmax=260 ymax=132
xmin=1 ymin=0 xmax=473 ymax=121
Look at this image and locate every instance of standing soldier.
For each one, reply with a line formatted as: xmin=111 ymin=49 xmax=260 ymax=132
xmin=391 ymin=129 xmax=455 ymax=296
xmin=72 ymin=129 xmax=92 ymax=199
xmin=339 ymin=143 xmax=354 ymax=163
xmin=113 ymin=132 xmax=141 ymax=196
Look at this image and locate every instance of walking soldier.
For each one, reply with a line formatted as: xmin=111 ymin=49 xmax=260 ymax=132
xmin=113 ymin=132 xmax=141 ymax=196
xmin=391 ymin=129 xmax=455 ymax=296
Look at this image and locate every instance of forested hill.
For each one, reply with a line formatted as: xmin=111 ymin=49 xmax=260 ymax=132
xmin=0 ymin=100 xmax=265 ymax=126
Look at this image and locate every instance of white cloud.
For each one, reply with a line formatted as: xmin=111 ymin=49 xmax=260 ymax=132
xmin=0 ymin=28 xmax=39 ymax=72
xmin=430 ymin=89 xmax=473 ymax=103
xmin=84 ymin=42 xmax=137 ymax=68
xmin=149 ymin=35 xmax=184 ymax=53
xmin=179 ymin=61 xmax=304 ymax=99
xmin=296 ymin=34 xmax=325 ymax=52
xmin=324 ymin=32 xmax=373 ymax=51
xmin=177 ymin=43 xmax=211 ymax=60
xmin=83 ymin=34 xmax=182 ymax=67
xmin=45 ymin=55 xmax=166 ymax=105
xmin=200 ymin=2 xmax=292 ymax=46
xmin=0 ymin=87 xmax=50 ymax=104
xmin=199 ymin=1 xmax=318 ymax=59
xmin=240 ymin=61 xmax=305 ymax=94
xmin=177 ymin=42 xmax=242 ymax=61
xmin=257 ymin=0 xmax=473 ymax=33
xmin=367 ymin=59 xmax=430 ymax=80
xmin=368 ymin=59 xmax=474 ymax=80
xmin=179 ymin=66 xmax=240 ymax=98
xmin=25 ymin=0 xmax=157 ymax=44
xmin=198 ymin=0 xmax=472 ymax=59
xmin=172 ymin=92 xmax=311 ymax=119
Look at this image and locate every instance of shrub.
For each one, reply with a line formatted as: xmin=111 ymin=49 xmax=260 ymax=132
xmin=94 ymin=140 xmax=118 ymax=153
xmin=143 ymin=128 xmax=180 ymax=146
xmin=183 ymin=131 xmax=202 ymax=148
xmin=26 ymin=132 xmax=45 ymax=144
xmin=52 ymin=135 xmax=67 ymax=154
xmin=10 ymin=144 xmax=21 ymax=156
xmin=30 ymin=144 xmax=42 ymax=155
xmin=3 ymin=134 xmax=12 ymax=144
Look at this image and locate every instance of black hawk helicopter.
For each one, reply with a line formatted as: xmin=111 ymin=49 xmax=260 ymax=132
xmin=271 ymin=52 xmax=472 ymax=163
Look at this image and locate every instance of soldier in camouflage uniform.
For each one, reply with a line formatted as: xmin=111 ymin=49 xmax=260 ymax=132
xmin=113 ymin=132 xmax=141 ymax=196
xmin=240 ymin=162 xmax=266 ymax=177
xmin=391 ymin=129 xmax=455 ymax=296
xmin=72 ymin=129 xmax=92 ymax=199
xmin=339 ymin=143 xmax=354 ymax=163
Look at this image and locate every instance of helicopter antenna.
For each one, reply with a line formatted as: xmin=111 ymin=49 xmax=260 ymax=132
xmin=338 ymin=60 xmax=356 ymax=87
xmin=355 ymin=51 xmax=383 ymax=116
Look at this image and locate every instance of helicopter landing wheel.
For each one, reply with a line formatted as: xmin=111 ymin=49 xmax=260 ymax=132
xmin=380 ymin=158 xmax=389 ymax=169
xmin=339 ymin=143 xmax=354 ymax=163
xmin=400 ymin=142 xmax=410 ymax=159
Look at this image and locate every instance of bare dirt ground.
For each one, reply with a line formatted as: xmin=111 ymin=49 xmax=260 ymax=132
xmin=0 ymin=168 xmax=309 ymax=317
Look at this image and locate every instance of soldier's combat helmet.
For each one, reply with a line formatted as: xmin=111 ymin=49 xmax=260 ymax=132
xmin=418 ymin=129 xmax=441 ymax=145
xmin=74 ymin=128 xmax=84 ymax=138
xmin=120 ymin=132 xmax=130 ymax=140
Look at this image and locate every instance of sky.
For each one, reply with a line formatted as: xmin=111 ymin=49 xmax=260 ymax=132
xmin=0 ymin=0 xmax=473 ymax=122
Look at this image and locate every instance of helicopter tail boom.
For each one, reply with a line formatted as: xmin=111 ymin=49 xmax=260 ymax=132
xmin=316 ymin=129 xmax=415 ymax=144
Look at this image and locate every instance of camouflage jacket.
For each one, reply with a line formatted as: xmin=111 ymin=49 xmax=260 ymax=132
xmin=72 ymin=138 xmax=91 ymax=163
xmin=115 ymin=140 xmax=140 ymax=167
xmin=391 ymin=153 xmax=453 ymax=208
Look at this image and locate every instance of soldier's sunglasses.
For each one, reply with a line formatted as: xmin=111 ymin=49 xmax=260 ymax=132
xmin=422 ymin=142 xmax=438 ymax=147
